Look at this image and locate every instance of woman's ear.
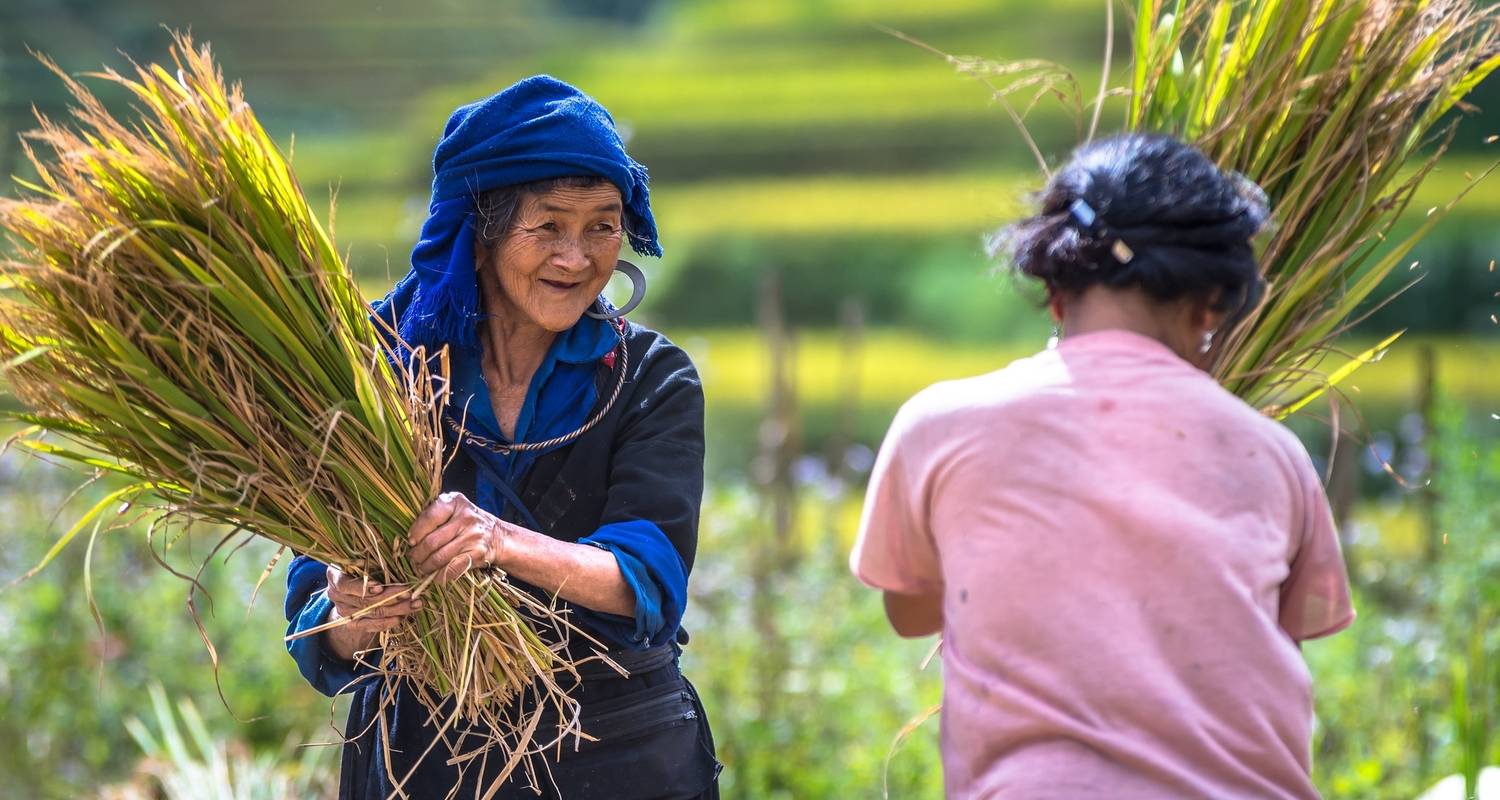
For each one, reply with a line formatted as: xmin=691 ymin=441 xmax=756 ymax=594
xmin=1185 ymin=296 xmax=1231 ymax=367
xmin=1193 ymin=292 xmax=1229 ymax=336
xmin=472 ymin=236 xmax=500 ymax=297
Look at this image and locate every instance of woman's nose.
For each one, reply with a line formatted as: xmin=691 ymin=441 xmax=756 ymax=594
xmin=550 ymin=237 xmax=591 ymax=271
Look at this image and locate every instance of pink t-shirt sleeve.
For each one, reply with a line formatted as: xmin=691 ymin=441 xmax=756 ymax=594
xmin=1278 ymin=447 xmax=1355 ymax=641
xmin=851 ymin=409 xmax=943 ymax=595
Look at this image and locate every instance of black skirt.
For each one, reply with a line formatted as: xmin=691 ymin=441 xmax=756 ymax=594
xmin=338 ymin=645 xmax=721 ymax=800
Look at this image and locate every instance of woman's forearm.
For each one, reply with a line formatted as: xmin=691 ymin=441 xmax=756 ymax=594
xmin=497 ymin=522 xmax=637 ymax=617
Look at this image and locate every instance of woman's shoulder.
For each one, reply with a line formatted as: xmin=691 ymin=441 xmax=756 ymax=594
xmin=1252 ymin=410 xmax=1321 ymax=479
xmin=889 ymin=350 xmax=1060 ymax=440
xmin=621 ymin=321 xmax=700 ymax=381
xmin=1169 ymin=370 xmax=1320 ymax=483
xmin=911 ymin=349 xmax=1060 ymax=407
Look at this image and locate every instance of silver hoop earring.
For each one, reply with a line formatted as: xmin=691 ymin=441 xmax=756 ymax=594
xmin=585 ymin=259 xmax=647 ymax=320
xmin=1200 ymin=330 xmax=1216 ymax=354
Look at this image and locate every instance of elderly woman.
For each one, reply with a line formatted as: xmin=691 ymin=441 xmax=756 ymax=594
xmin=853 ymin=134 xmax=1352 ymax=799
xmin=282 ymin=77 xmax=720 ymax=799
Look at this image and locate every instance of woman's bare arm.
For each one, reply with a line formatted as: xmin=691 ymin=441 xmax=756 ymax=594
xmin=883 ymin=589 xmax=943 ymax=638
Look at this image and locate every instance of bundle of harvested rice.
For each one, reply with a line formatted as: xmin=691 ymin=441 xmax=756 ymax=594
xmin=1126 ymin=0 xmax=1500 ymax=414
xmin=0 ymin=34 xmax=586 ymax=791
xmin=925 ymin=0 xmax=1500 ymax=413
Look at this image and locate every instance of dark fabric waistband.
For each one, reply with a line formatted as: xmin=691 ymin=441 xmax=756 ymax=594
xmin=573 ymin=644 xmax=677 ymax=681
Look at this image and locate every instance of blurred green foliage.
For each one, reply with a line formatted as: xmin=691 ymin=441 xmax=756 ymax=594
xmin=1305 ymin=399 xmax=1500 ymax=799
xmin=105 ymin=684 xmax=336 ymax=799
xmin=682 ymin=487 xmax=944 ymax=799
xmin=0 ymin=458 xmax=339 ymax=797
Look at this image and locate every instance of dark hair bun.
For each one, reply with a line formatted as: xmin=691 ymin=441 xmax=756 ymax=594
xmin=998 ymin=134 xmax=1269 ymax=314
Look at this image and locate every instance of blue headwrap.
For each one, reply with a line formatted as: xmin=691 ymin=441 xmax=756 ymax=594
xmin=373 ymin=75 xmax=661 ymax=351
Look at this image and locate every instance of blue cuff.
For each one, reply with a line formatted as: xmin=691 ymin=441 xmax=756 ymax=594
xmin=576 ymin=520 xmax=687 ymax=650
xmin=284 ymin=555 xmax=375 ymax=697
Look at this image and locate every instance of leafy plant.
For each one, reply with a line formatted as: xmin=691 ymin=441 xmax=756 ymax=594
xmin=100 ymin=684 xmax=335 ymax=800
xmin=1127 ymin=0 xmax=1500 ymax=413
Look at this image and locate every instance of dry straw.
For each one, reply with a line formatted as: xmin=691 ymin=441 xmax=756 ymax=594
xmin=0 ymin=34 xmax=590 ymax=796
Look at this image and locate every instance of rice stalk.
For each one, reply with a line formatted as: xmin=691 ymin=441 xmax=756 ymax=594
xmin=0 ymin=34 xmax=587 ymax=792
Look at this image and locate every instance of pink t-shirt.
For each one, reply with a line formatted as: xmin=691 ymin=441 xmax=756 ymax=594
xmin=852 ymin=329 xmax=1354 ymax=800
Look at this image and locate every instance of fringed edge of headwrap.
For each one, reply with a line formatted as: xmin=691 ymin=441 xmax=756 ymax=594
xmin=625 ymin=160 xmax=663 ymax=259
xmin=401 ymin=281 xmax=482 ymax=351
xmin=394 ymin=213 xmax=485 ymax=351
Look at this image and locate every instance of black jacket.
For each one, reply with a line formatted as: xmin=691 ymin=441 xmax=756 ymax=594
xmin=330 ymin=322 xmax=718 ymax=799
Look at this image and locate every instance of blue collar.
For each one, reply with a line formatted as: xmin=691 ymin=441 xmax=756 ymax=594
xmin=550 ymin=314 xmax=618 ymax=365
xmin=450 ymin=315 xmax=616 ymax=444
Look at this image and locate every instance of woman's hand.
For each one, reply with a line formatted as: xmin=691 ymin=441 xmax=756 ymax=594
xmin=323 ymin=566 xmax=421 ymax=661
xmin=408 ymin=492 xmax=637 ymax=617
xmin=406 ymin=492 xmax=508 ymax=582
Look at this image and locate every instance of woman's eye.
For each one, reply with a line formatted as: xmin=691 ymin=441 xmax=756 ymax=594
xmin=539 ymin=222 xmax=559 ymax=232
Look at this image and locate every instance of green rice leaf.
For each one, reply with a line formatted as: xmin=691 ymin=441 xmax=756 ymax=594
xmin=4 ymin=483 xmax=142 ymax=588
xmin=1273 ymin=329 xmax=1405 ymax=419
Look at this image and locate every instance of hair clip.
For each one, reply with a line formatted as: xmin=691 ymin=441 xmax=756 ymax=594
xmin=1068 ymin=198 xmax=1098 ymax=232
xmin=1070 ymin=197 xmax=1133 ymax=265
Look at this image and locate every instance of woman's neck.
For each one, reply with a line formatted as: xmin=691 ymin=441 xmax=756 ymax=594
xmin=1058 ymin=286 xmax=1197 ymax=362
xmin=478 ymin=272 xmax=557 ymax=389
xmin=1062 ymin=299 xmax=1173 ymax=343
xmin=481 ymin=314 xmax=555 ymax=388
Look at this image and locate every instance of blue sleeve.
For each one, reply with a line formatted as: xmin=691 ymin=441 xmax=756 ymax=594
xmin=576 ymin=519 xmax=688 ymax=650
xmin=284 ymin=554 xmax=376 ymax=697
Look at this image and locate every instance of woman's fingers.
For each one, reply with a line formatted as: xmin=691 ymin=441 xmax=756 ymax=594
xmin=332 ymin=597 xmax=422 ymax=642
xmin=322 ymin=563 xmax=421 ymax=639
xmin=341 ymin=596 xmax=422 ymax=620
xmin=328 ymin=580 xmax=414 ymax=611
xmin=360 ymin=616 xmax=406 ymax=634
xmin=408 ymin=517 xmax=467 ymax=571
xmin=414 ymin=525 xmax=472 ymax=576
xmin=418 ymin=526 xmax=495 ymax=579
xmin=436 ymin=549 xmax=482 ymax=583
xmin=407 ymin=492 xmax=463 ymax=548
xmin=338 ymin=613 xmax=406 ymax=639
xmin=326 ymin=565 xmax=400 ymax=598
xmin=330 ymin=588 xmax=409 ymax=612
xmin=327 ymin=578 xmax=381 ymax=604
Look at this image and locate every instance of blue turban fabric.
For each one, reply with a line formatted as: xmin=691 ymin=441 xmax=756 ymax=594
xmin=373 ymin=75 xmax=661 ymax=351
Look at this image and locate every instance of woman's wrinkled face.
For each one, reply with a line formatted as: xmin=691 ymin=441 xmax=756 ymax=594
xmin=484 ymin=183 xmax=624 ymax=332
